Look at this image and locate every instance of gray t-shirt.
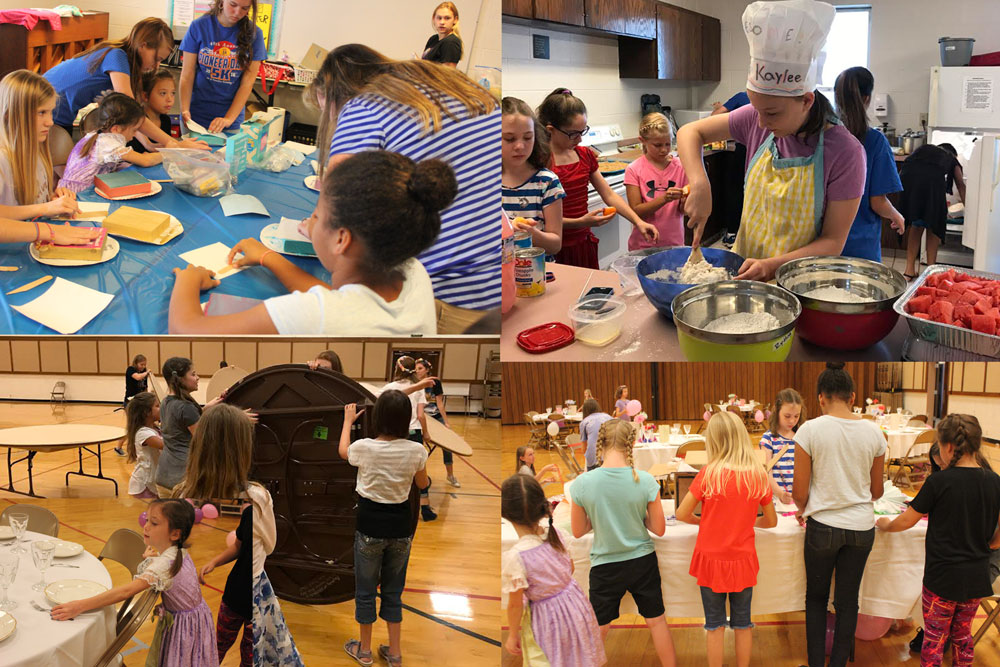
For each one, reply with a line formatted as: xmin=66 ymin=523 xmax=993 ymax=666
xmin=156 ymin=395 xmax=201 ymax=489
xmin=795 ymin=414 xmax=887 ymax=530
xmin=0 ymin=152 xmax=50 ymax=206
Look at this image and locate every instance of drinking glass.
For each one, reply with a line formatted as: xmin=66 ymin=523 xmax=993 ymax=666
xmin=0 ymin=554 xmax=18 ymax=611
xmin=683 ymin=424 xmax=691 ymax=435
xmin=8 ymin=513 xmax=28 ymax=555
xmin=31 ymin=540 xmax=56 ymax=592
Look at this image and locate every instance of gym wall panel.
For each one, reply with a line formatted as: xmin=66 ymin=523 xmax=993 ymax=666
xmin=39 ymin=341 xmax=69 ymax=374
xmin=0 ymin=340 xmax=10 ymax=372
xmin=129 ymin=340 xmax=157 ymax=373
xmin=98 ymin=340 xmax=127 ymax=374
xmin=223 ymin=342 xmax=257 ymax=373
xmin=363 ymin=342 xmax=388 ymax=379
xmin=443 ymin=343 xmax=479 ymax=380
xmin=159 ymin=340 xmax=191 ymax=366
xmin=258 ymin=342 xmax=291 ymax=369
xmin=68 ymin=340 xmax=98 ymax=373
xmin=192 ymin=341 xmax=225 ymax=374
xmin=11 ymin=340 xmax=39 ymax=373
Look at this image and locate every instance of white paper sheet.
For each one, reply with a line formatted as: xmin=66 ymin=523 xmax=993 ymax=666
xmin=10 ymin=277 xmax=113 ymax=334
xmin=220 ymin=194 xmax=270 ymax=217
xmin=184 ymin=118 xmax=226 ymax=139
xmin=276 ymin=216 xmax=311 ymax=242
xmin=282 ymin=141 xmax=317 ymax=156
xmin=179 ymin=242 xmax=246 ymax=279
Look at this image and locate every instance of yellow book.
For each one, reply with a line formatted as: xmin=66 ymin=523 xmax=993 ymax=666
xmin=102 ymin=206 xmax=171 ymax=242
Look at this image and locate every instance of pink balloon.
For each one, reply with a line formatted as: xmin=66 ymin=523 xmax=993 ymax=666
xmin=202 ymin=504 xmax=219 ymax=519
xmin=226 ymin=530 xmax=237 ymax=547
xmin=185 ymin=498 xmax=196 ymax=506
xmin=194 ymin=508 xmax=204 ymax=523
xmin=703 ymin=411 xmax=711 ymax=422
xmin=754 ymin=410 xmax=765 ymax=423
xmin=626 ymin=399 xmax=642 ymax=417
xmin=855 ymin=614 xmax=892 ymax=641
xmin=138 ymin=511 xmax=148 ymax=528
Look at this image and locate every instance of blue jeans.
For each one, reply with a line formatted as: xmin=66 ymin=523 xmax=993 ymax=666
xmin=699 ymin=586 xmax=754 ymax=630
xmin=354 ymin=531 xmax=412 ymax=624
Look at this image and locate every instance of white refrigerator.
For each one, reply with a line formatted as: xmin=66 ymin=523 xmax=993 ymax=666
xmin=927 ymin=66 xmax=1000 ymax=272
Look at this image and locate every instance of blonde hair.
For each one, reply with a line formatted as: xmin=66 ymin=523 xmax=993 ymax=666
xmin=307 ymin=44 xmax=496 ymax=181
xmin=0 ymin=70 xmax=55 ymax=206
xmin=639 ymin=112 xmax=671 ymax=154
xmin=700 ymin=412 xmax=769 ymax=500
xmin=594 ymin=419 xmax=638 ymax=482
xmin=174 ymin=404 xmax=252 ymax=499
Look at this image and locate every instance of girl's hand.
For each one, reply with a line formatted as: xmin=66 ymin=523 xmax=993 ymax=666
xmin=44 ymin=195 xmax=79 ymax=218
xmin=683 ymin=181 xmax=712 ymax=247
xmin=297 ymin=213 xmax=319 ymax=240
xmin=637 ymin=221 xmax=659 ymax=243
xmin=780 ymin=490 xmax=793 ymax=505
xmin=504 ymin=633 xmax=522 ymax=656
xmin=172 ymin=264 xmax=220 ymax=291
xmin=344 ymin=403 xmax=365 ymax=424
xmin=208 ymin=116 xmax=233 ymax=134
xmin=794 ymin=510 xmax=805 ymax=527
xmin=205 ymin=396 xmax=224 ymax=408
xmin=580 ymin=208 xmax=615 ymax=228
xmin=416 ymin=377 xmax=439 ymax=390
xmin=51 ymin=600 xmax=88 ymax=621
xmin=511 ymin=218 xmax=538 ymax=233
xmin=875 ymin=516 xmax=892 ymax=531
xmin=54 ymin=187 xmax=77 ymax=201
xmin=177 ymin=138 xmax=210 ymax=150
xmin=48 ymin=224 xmax=101 ymax=245
xmin=735 ymin=257 xmax=777 ymax=282
xmin=664 ymin=187 xmax=685 ymax=202
xmin=228 ymin=238 xmax=268 ymax=267
xmin=182 ymin=110 xmax=192 ymax=125
xmin=889 ymin=211 xmax=905 ymax=235
xmin=198 ymin=561 xmax=216 ymax=584
xmin=244 ymin=408 xmax=259 ymax=424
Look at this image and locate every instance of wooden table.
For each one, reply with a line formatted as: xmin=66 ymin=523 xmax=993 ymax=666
xmin=501 ymin=263 xmax=909 ymax=361
xmin=0 ymin=424 xmax=125 ymax=497
xmin=423 ymin=418 xmax=473 ymax=457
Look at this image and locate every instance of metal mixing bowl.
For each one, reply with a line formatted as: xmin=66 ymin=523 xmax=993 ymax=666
xmin=637 ymin=247 xmax=746 ymax=320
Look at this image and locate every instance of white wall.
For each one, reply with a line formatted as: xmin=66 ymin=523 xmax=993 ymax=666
xmin=901 ymin=389 xmax=999 ymax=440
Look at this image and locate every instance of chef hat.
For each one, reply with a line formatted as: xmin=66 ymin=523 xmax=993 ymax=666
xmin=743 ymin=0 xmax=836 ymax=97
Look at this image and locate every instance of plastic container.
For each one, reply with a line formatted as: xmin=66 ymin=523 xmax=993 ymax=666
xmin=568 ymin=297 xmax=627 ymax=346
xmin=610 ymin=254 xmax=643 ymax=297
xmin=939 ymin=37 xmax=975 ymax=67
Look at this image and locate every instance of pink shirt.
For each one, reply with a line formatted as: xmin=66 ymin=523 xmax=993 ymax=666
xmin=624 ymin=154 xmax=688 ymax=250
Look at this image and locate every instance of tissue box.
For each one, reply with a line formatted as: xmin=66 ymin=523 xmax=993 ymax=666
xmin=240 ymin=115 xmax=277 ymax=165
xmin=266 ymin=107 xmax=286 ymax=145
xmin=222 ymin=131 xmax=249 ymax=182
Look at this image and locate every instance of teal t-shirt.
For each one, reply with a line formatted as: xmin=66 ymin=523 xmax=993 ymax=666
xmin=570 ymin=467 xmax=660 ymax=567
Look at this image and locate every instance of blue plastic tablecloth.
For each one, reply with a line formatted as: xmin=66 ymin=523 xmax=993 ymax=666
xmin=0 ymin=159 xmax=326 ymax=333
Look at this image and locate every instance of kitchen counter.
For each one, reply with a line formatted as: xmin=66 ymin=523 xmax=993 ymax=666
xmin=502 ymin=263 xmax=909 ymax=362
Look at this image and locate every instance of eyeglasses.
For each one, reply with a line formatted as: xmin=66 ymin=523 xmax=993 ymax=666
xmin=553 ymin=125 xmax=590 ymax=140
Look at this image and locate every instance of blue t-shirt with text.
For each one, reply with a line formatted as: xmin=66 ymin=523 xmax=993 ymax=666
xmin=841 ymin=127 xmax=902 ymax=262
xmin=45 ymin=48 xmax=131 ymax=127
xmin=180 ymin=14 xmax=265 ymax=130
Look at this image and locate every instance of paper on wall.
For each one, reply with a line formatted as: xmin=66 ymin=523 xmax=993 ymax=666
xmin=179 ymin=242 xmax=247 ymax=279
xmin=10 ymin=277 xmax=113 ymax=334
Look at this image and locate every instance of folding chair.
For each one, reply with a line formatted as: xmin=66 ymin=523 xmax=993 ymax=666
xmin=524 ymin=412 xmax=546 ymax=448
xmin=892 ymin=430 xmax=936 ymax=491
xmin=91 ymin=589 xmax=158 ymax=667
xmin=676 ymin=440 xmax=706 ymax=460
xmin=558 ymin=434 xmax=585 ymax=477
xmin=50 ymin=381 xmax=66 ymax=404
xmin=0 ymin=504 xmax=58 ymax=536
xmin=97 ymin=528 xmax=146 ymax=631
xmin=973 ymin=577 xmax=1000 ymax=647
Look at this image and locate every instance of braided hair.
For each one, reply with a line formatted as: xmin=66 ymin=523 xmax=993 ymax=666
xmin=595 ymin=419 xmax=638 ymax=482
xmin=148 ymin=498 xmax=195 ymax=577
xmin=937 ymin=414 xmax=991 ymax=471
xmin=501 ymin=474 xmax=564 ymax=553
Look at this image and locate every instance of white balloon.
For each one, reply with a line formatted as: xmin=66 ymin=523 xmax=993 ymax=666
xmin=547 ymin=421 xmax=560 ymax=437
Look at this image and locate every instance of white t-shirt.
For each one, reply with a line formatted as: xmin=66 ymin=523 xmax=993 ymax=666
xmin=127 ymin=425 xmax=160 ymax=496
xmin=795 ymin=414 xmax=887 ymax=530
xmin=263 ymin=258 xmax=437 ymax=335
xmin=248 ymin=483 xmax=274 ymax=579
xmin=381 ymin=380 xmax=427 ymax=432
xmin=348 ymin=437 xmax=428 ymax=504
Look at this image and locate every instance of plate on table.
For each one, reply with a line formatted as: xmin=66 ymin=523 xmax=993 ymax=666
xmin=45 ymin=579 xmax=107 ymax=605
xmin=0 ymin=611 xmax=14 ymax=643
xmin=0 ymin=526 xmax=12 ymax=540
xmin=51 ymin=539 xmax=85 ymax=558
xmin=106 ymin=215 xmax=184 ymax=246
xmin=304 ymin=175 xmax=320 ymax=192
xmin=260 ymin=222 xmax=317 ymax=258
xmin=29 ymin=235 xmax=120 ymax=267
xmin=95 ymin=180 xmax=163 ymax=200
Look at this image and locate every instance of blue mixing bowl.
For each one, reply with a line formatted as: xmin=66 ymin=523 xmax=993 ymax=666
xmin=637 ymin=247 xmax=746 ymax=320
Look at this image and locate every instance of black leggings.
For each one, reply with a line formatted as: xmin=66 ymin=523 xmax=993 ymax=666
xmin=429 ymin=413 xmax=453 ymax=465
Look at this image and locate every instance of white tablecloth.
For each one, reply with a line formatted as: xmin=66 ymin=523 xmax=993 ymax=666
xmin=884 ymin=427 xmax=933 ymax=459
xmin=0 ymin=530 xmax=115 ymax=667
xmin=632 ymin=443 xmax=678 ymax=471
xmin=502 ymin=501 xmax=925 ymax=620
xmin=533 ymin=412 xmax=582 ymax=423
xmin=717 ymin=403 xmax=757 ymax=413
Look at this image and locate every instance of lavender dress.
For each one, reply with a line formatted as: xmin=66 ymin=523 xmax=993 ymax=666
xmin=137 ymin=546 xmax=219 ymax=667
xmin=58 ymin=131 xmax=131 ymax=193
xmin=502 ymin=530 xmax=606 ymax=667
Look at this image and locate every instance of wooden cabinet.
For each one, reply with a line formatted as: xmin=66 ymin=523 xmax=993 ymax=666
xmin=0 ymin=11 xmax=109 ymax=81
xmin=502 ymin=0 xmax=533 ymax=19
xmin=618 ymin=3 xmax=722 ymax=81
xmin=534 ymin=0 xmax=585 ymax=27
xmin=585 ymin=0 xmax=655 ymax=39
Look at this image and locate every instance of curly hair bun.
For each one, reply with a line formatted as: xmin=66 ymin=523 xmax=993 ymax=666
xmin=826 ymin=361 xmax=846 ymax=370
xmin=407 ymin=159 xmax=457 ymax=213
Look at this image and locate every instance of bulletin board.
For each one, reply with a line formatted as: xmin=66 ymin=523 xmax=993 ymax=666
xmin=167 ymin=0 xmax=284 ymax=59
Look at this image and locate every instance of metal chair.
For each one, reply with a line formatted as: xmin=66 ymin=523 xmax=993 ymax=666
xmin=909 ymin=414 xmax=928 ymax=424
xmin=50 ymin=381 xmax=66 ymax=404
xmin=0 ymin=504 xmax=58 ymax=536
xmin=973 ymin=577 xmax=1000 ymax=647
xmin=907 ymin=418 xmax=929 ymax=428
xmin=98 ymin=528 xmax=147 ymax=631
xmin=892 ymin=430 xmax=936 ymax=490
xmin=676 ymin=440 xmax=706 ymax=459
xmin=524 ymin=412 xmax=547 ymax=448
xmin=91 ymin=588 xmax=158 ymax=667
xmin=559 ymin=434 xmax=585 ymax=477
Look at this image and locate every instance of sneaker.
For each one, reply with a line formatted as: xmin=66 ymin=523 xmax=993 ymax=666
xmin=447 ymin=475 xmax=461 ymax=488
xmin=421 ymin=506 xmax=438 ymax=522
xmin=114 ymin=446 xmax=126 ymax=456
xmin=909 ymin=628 xmax=923 ymax=652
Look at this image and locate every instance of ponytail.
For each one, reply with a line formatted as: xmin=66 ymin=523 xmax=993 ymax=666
xmin=834 ymin=66 xmax=874 ymax=142
xmin=795 ymin=89 xmax=836 ymax=139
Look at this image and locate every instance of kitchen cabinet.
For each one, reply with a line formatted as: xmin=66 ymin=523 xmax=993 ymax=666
xmin=534 ymin=0 xmax=585 ymax=27
xmin=585 ymin=0 xmax=655 ymax=39
xmin=502 ymin=0 xmax=533 ymax=19
xmin=618 ymin=3 xmax=722 ymax=81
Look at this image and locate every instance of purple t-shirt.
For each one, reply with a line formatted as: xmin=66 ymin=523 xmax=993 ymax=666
xmin=728 ymin=104 xmax=866 ymax=207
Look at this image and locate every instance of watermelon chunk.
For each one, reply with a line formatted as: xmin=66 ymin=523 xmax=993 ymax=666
xmin=929 ymin=300 xmax=955 ymax=324
xmin=971 ymin=314 xmax=998 ymax=336
xmin=955 ymin=303 xmax=975 ymax=325
xmin=959 ymin=291 xmax=981 ymax=305
xmin=906 ymin=295 xmax=934 ymax=314
xmin=975 ymin=299 xmax=993 ymax=315
xmin=912 ymin=313 xmax=931 ymax=320
xmin=915 ymin=286 xmax=936 ymax=297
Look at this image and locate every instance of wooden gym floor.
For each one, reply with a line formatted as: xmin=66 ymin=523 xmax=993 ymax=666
xmin=501 ymin=423 xmax=1000 ymax=666
xmin=0 ymin=401 xmax=503 ymax=666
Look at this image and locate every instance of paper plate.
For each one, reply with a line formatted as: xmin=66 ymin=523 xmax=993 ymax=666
xmin=30 ymin=235 xmax=120 ymax=267
xmin=95 ymin=180 xmax=163 ymax=201
xmin=303 ymin=175 xmax=320 ymax=192
xmin=51 ymin=539 xmax=85 ymax=558
xmin=0 ymin=611 xmax=14 ymax=643
xmin=260 ymin=222 xmax=317 ymax=258
xmin=106 ymin=215 xmax=184 ymax=246
xmin=45 ymin=579 xmax=108 ymax=606
xmin=0 ymin=526 xmax=12 ymax=540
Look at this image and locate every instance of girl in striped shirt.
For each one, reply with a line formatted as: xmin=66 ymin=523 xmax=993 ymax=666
xmin=501 ymin=96 xmax=564 ymax=255
xmin=759 ymin=388 xmax=804 ymax=504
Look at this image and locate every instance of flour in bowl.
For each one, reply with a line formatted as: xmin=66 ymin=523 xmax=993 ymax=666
xmin=802 ymin=286 xmax=870 ymax=303
xmin=649 ymin=259 xmax=731 ymax=285
xmin=703 ymin=311 xmax=780 ymax=334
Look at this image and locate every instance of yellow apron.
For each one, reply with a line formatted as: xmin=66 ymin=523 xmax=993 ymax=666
xmin=734 ymin=126 xmax=828 ymax=260
xmin=520 ymin=603 xmax=551 ymax=666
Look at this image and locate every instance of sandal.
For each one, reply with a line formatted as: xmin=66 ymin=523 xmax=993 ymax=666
xmin=345 ymin=639 xmax=374 ymax=666
xmin=904 ymin=273 xmax=918 ymax=282
xmin=378 ymin=644 xmax=402 ymax=666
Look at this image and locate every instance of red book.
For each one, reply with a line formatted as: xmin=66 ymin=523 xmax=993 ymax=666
xmin=94 ymin=170 xmax=151 ymax=197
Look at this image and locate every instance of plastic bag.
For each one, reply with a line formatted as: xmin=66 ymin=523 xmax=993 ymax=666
xmin=158 ymin=148 xmax=233 ymax=197
xmin=473 ymin=65 xmax=501 ymax=99
xmin=249 ymin=144 xmax=306 ymax=173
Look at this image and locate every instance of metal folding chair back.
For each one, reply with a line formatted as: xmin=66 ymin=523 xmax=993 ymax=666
xmin=0 ymin=504 xmax=58 ymax=537
xmin=91 ymin=589 xmax=158 ymax=667
xmin=97 ymin=528 xmax=147 ymax=631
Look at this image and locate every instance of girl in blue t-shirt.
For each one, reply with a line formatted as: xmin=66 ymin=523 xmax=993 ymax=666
xmin=834 ymin=66 xmax=905 ymax=263
xmin=180 ymin=0 xmax=266 ymax=133
xmin=759 ymin=388 xmax=804 ymax=505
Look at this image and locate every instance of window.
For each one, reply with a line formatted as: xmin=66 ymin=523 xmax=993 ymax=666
xmin=817 ymin=6 xmax=871 ymax=94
